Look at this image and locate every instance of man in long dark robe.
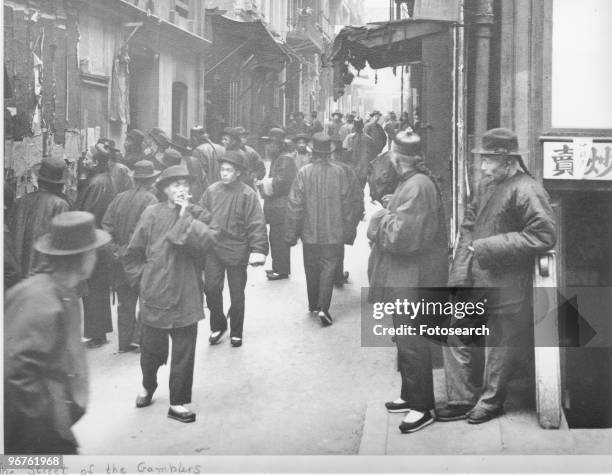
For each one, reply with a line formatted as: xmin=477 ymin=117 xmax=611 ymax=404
xmin=438 ymin=128 xmax=556 ymax=425
xmin=368 ymin=131 xmax=448 ymax=434
xmin=285 ymin=133 xmax=353 ymax=326
xmin=9 ymin=156 xmax=72 ymax=278
xmin=365 ymin=110 xmax=387 ymax=157
xmin=343 ymin=118 xmax=375 ymax=188
xmin=259 ymin=128 xmax=297 ymax=280
xmin=5 ymin=211 xmax=110 ymax=454
xmin=124 ymin=165 xmax=218 ymax=423
xmin=236 ymin=126 xmax=267 ymax=189
xmin=102 ymin=161 xmax=159 ymax=353
xmin=77 ymin=146 xmax=117 ymax=348
xmin=192 ymin=133 xmax=225 ymax=187
xmin=200 ymin=151 xmax=268 ymax=347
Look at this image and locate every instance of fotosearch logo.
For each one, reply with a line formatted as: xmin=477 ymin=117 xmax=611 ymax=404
xmin=371 ymin=298 xmax=487 ymax=320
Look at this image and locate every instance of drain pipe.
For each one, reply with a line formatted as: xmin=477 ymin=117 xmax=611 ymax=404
xmin=471 ymin=0 xmax=494 ymax=189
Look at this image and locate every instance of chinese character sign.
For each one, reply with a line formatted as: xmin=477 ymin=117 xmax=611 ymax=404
xmin=543 ymin=139 xmax=612 ymax=180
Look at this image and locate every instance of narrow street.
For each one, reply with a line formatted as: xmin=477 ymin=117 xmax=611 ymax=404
xmin=74 ymin=202 xmax=399 ymax=455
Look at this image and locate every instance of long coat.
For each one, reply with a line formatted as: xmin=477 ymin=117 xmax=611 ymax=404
xmin=263 ymin=149 xmax=297 ymax=225
xmin=285 ymin=158 xmax=353 ymax=246
xmin=365 ymin=122 xmax=387 ymax=157
xmin=343 ymin=132 xmax=375 ymax=185
xmin=123 ymin=203 xmax=217 ymax=329
xmin=199 ymin=180 xmax=269 ymax=266
xmin=192 ymin=141 xmax=225 ymax=186
xmin=9 ymin=189 xmax=71 ymax=277
xmin=4 ymin=273 xmax=88 ymax=449
xmin=449 ymin=172 xmax=556 ymax=315
xmin=334 ymin=159 xmax=365 ymax=244
xmin=367 ymin=165 xmax=448 ymax=303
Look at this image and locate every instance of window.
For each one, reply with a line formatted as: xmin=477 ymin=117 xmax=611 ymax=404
xmin=172 ymin=82 xmax=188 ymax=138
xmin=551 ymin=0 xmax=612 ymax=129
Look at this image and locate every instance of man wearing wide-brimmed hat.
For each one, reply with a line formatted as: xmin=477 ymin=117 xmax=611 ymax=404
xmin=365 ymin=110 xmax=386 ymax=157
xmin=285 ymin=133 xmax=355 ymax=327
xmin=191 ymin=126 xmax=225 ymax=186
xmin=102 ymin=161 xmax=159 ymax=353
xmin=124 ymin=165 xmax=218 ymax=423
xmin=97 ymin=138 xmax=133 ymax=194
xmin=8 ymin=156 xmax=72 ymax=278
xmin=5 ymin=211 xmax=110 ymax=454
xmin=258 ymin=127 xmax=297 ymax=280
xmin=290 ymin=132 xmax=312 ymax=171
xmin=76 ymin=143 xmax=118 ymax=349
xmin=200 ymin=151 xmax=268 ymax=348
xmin=437 ymin=127 xmax=556 ymax=425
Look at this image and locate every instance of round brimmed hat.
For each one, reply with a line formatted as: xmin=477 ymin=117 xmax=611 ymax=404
xmin=392 ymin=130 xmax=422 ymax=156
xmin=331 ymin=111 xmax=343 ymax=118
xmin=148 ymin=127 xmax=172 ymax=149
xmin=131 ymin=160 xmax=160 ymax=180
xmin=471 ymin=128 xmax=522 ymax=156
xmin=97 ymin=138 xmax=121 ymax=153
xmin=219 ymin=150 xmax=246 ymax=170
xmin=126 ymin=129 xmax=146 ymax=146
xmin=159 ymin=149 xmax=183 ymax=168
xmin=34 ymin=211 xmax=111 ymax=256
xmin=268 ymin=128 xmax=287 ymax=142
xmin=311 ymin=133 xmax=333 ymax=155
xmin=234 ymin=126 xmax=249 ymax=136
xmin=369 ymin=110 xmax=382 ymax=118
xmin=292 ymin=132 xmax=311 ymax=143
xmin=33 ymin=156 xmax=67 ymax=184
xmin=155 ymin=165 xmax=193 ymax=191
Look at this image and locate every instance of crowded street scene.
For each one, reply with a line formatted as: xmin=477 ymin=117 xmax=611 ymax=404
xmin=3 ymin=0 xmax=612 ymax=472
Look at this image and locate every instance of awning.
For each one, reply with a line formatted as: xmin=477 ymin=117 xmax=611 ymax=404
xmin=210 ymin=14 xmax=290 ymax=68
xmin=328 ymin=18 xmax=454 ymax=70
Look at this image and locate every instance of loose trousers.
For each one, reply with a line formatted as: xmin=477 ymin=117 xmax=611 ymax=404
xmin=203 ymin=253 xmax=248 ymax=338
xmin=334 ymin=245 xmax=346 ymax=284
xmin=83 ymin=262 xmax=112 ymax=340
xmin=269 ymin=223 xmax=291 ymax=275
xmin=442 ymin=308 xmax=530 ymax=412
xmin=116 ymin=283 xmax=142 ymax=350
xmin=140 ymin=323 xmax=198 ymax=405
xmin=393 ymin=314 xmax=435 ymax=412
xmin=302 ymin=244 xmax=343 ymax=313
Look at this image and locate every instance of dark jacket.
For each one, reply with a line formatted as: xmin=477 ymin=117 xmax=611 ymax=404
xmin=365 ymin=122 xmax=387 ymax=156
xmin=343 ymin=132 xmax=376 ymax=185
xmin=367 ymin=165 xmax=448 ymax=303
xmin=285 ymin=157 xmax=353 ymax=246
xmin=4 ymin=273 xmax=88 ymax=446
xmin=241 ymin=144 xmax=267 ymax=189
xmin=101 ymin=186 xmax=158 ymax=286
xmin=109 ymin=161 xmax=134 ymax=194
xmin=123 ymin=203 xmax=217 ymax=329
xmin=199 ymin=180 xmax=269 ymax=266
xmin=192 ymin=141 xmax=225 ymax=187
xmin=9 ymin=189 xmax=71 ymax=277
xmin=76 ymin=171 xmax=117 ymax=227
xmin=263 ymin=149 xmax=297 ymax=225
xmin=449 ymin=172 xmax=556 ymax=314
xmin=334 ymin=159 xmax=365 ymax=244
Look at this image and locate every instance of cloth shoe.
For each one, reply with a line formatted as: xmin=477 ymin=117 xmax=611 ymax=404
xmin=467 ymin=406 xmax=503 ymax=424
xmin=398 ymin=411 xmax=434 ymax=433
xmin=209 ymin=328 xmax=227 ymax=345
xmin=434 ymin=404 xmax=474 ymax=421
xmin=318 ymin=310 xmax=333 ymax=327
xmin=385 ymin=399 xmax=412 ymax=413
xmin=167 ymin=406 xmax=196 ymax=423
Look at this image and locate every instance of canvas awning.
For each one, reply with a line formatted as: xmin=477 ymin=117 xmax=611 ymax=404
xmin=328 ymin=18 xmax=454 ymax=70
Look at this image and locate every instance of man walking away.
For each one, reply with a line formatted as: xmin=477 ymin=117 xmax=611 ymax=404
xmin=437 ymin=128 xmax=556 ymax=425
xmin=102 ymin=161 xmax=159 ymax=353
xmin=192 ymin=128 xmax=225 ymax=186
xmin=5 ymin=211 xmax=110 ymax=453
xmin=124 ymin=165 xmax=217 ymax=423
xmin=368 ymin=131 xmax=448 ymax=434
xmin=9 ymin=156 xmax=71 ymax=278
xmin=200 ymin=151 xmax=268 ymax=347
xmin=258 ymin=128 xmax=297 ymax=281
xmin=343 ymin=118 xmax=375 ymax=188
xmin=285 ymin=133 xmax=353 ymax=326
xmin=236 ymin=126 xmax=267 ymax=189
xmin=383 ymin=112 xmax=400 ymax=149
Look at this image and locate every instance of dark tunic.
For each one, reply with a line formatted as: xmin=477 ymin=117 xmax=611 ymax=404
xmin=4 ymin=273 xmax=88 ymax=452
xmin=192 ymin=141 xmax=225 ymax=187
xmin=285 ymin=158 xmax=353 ymax=246
xmin=241 ymin=144 xmax=267 ymax=189
xmin=449 ymin=172 xmax=556 ymax=315
xmin=365 ymin=122 xmax=387 ymax=156
xmin=309 ymin=119 xmax=324 ymax=135
xmin=101 ymin=186 xmax=158 ymax=285
xmin=367 ymin=165 xmax=449 ymax=303
xmin=109 ymin=161 xmax=134 ymax=194
xmin=263 ymin=149 xmax=297 ymax=225
xmin=199 ymin=181 xmax=268 ymax=266
xmin=9 ymin=189 xmax=71 ymax=277
xmin=343 ymin=132 xmax=376 ymax=185
xmin=76 ymin=171 xmax=117 ymax=226
xmin=333 ymin=159 xmax=365 ymax=245
xmin=123 ymin=203 xmax=217 ymax=329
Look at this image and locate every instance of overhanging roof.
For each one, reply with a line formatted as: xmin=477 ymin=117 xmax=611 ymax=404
xmin=328 ymin=18 xmax=454 ymax=70
xmin=210 ymin=14 xmax=290 ymax=66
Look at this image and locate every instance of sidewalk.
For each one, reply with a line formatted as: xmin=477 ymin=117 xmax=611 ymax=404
xmin=359 ymin=368 xmax=612 ymax=455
